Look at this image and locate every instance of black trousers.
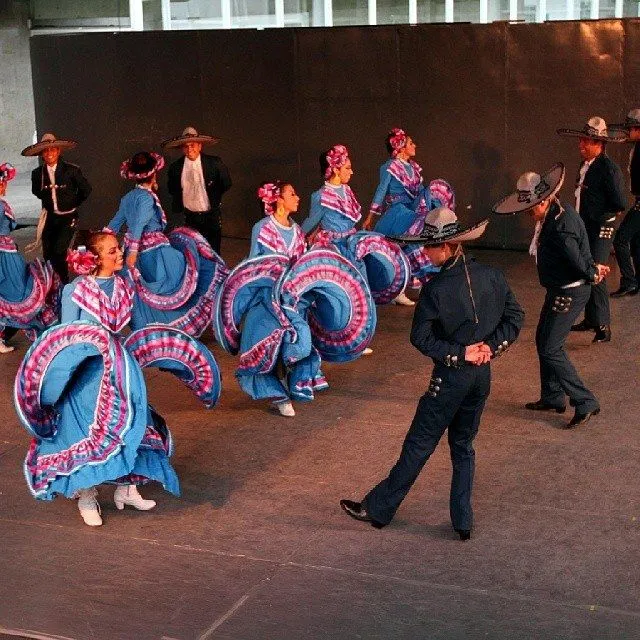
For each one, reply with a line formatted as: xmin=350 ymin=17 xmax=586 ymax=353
xmin=184 ymin=209 xmax=222 ymax=255
xmin=613 ymin=200 xmax=640 ymax=289
xmin=364 ymin=363 xmax=490 ymax=531
xmin=42 ymin=212 xmax=76 ymax=284
xmin=536 ymin=285 xmax=599 ymax=412
xmin=583 ymin=219 xmax=614 ymax=326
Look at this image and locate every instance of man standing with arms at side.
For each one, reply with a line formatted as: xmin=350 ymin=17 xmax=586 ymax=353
xmin=610 ymin=109 xmax=640 ymax=297
xmin=557 ymin=117 xmax=626 ymax=343
xmin=163 ymin=126 xmax=231 ymax=256
xmin=340 ymin=208 xmax=524 ymax=540
xmin=494 ymin=164 xmax=609 ymax=427
xmin=22 ymin=133 xmax=92 ymax=283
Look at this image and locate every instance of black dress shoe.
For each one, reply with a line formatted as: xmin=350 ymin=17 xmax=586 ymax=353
xmin=592 ymin=326 xmax=611 ymax=343
xmin=454 ymin=528 xmax=471 ymax=541
xmin=525 ymin=400 xmax=566 ymax=414
xmin=571 ymin=320 xmax=595 ymax=332
xmin=340 ymin=500 xmax=386 ymax=528
xmin=566 ymin=407 xmax=600 ymax=428
xmin=611 ymin=286 xmax=639 ymax=298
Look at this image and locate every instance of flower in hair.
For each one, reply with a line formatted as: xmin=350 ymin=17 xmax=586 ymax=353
xmin=0 ymin=163 xmax=16 ymax=183
xmin=257 ymin=183 xmax=281 ymax=215
xmin=389 ymin=128 xmax=407 ymax=157
xmin=325 ymin=145 xmax=350 ymax=179
xmin=66 ymin=246 xmax=98 ymax=275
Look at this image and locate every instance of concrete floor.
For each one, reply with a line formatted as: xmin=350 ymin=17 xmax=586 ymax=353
xmin=0 ymin=238 xmax=639 ymax=640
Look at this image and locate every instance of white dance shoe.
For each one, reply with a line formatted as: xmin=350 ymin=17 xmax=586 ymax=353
xmin=363 ymin=347 xmax=373 ymax=355
xmin=276 ymin=401 xmax=296 ymax=417
xmin=77 ymin=488 xmax=102 ymax=527
xmin=114 ymin=485 xmax=156 ymax=511
xmin=0 ymin=340 xmax=14 ymax=354
xmin=393 ymin=292 xmax=415 ymax=306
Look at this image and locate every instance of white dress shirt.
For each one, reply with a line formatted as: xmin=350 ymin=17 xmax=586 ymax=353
xmin=46 ymin=163 xmax=60 ymax=213
xmin=575 ymin=158 xmax=595 ymax=214
xmin=181 ymin=155 xmax=210 ymax=213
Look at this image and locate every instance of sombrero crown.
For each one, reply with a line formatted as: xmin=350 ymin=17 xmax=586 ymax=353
xmin=161 ymin=126 xmax=220 ymax=149
xmin=387 ymin=206 xmax=488 ymax=245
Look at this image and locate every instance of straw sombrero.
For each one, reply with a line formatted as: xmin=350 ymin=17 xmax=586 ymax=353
xmin=161 ymin=126 xmax=219 ymax=149
xmin=21 ymin=133 xmax=77 ymax=157
xmin=387 ymin=207 xmax=489 ymax=245
xmin=492 ymin=163 xmax=565 ymax=216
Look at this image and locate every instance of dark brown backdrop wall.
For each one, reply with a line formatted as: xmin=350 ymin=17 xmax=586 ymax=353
xmin=29 ymin=20 xmax=639 ymax=250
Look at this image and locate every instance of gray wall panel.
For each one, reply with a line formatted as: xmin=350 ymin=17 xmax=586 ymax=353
xmin=29 ymin=20 xmax=638 ymax=249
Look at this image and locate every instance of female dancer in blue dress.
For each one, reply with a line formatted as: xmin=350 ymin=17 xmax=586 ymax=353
xmin=0 ymin=162 xmax=59 ymax=353
xmin=249 ymin=181 xmax=306 ymax=263
xmin=237 ymin=181 xmax=309 ymax=417
xmin=363 ymin=128 xmax=427 ymax=237
xmin=300 ymin=145 xmax=411 ymax=335
xmin=14 ymin=230 xmax=221 ymax=526
xmin=215 ymin=181 xmax=375 ymax=417
xmin=107 ymin=151 xmax=225 ymax=337
xmin=363 ymin=128 xmax=432 ymax=300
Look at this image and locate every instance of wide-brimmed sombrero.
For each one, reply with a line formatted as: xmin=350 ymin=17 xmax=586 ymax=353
xmin=557 ymin=116 xmax=626 ymax=143
xmin=21 ymin=133 xmax=77 ymax=157
xmin=492 ymin=163 xmax=565 ymax=216
xmin=387 ymin=207 xmax=489 ymax=245
xmin=609 ymin=108 xmax=640 ymax=138
xmin=161 ymin=126 xmax=220 ymax=149
xmin=120 ymin=151 xmax=165 ymax=180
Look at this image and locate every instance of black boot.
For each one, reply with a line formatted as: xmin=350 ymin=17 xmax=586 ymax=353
xmin=571 ymin=320 xmax=595 ymax=332
xmin=610 ymin=286 xmax=639 ymax=298
xmin=592 ymin=326 xmax=611 ymax=343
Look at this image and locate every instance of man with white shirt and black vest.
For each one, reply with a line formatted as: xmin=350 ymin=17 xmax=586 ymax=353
xmin=22 ymin=133 xmax=91 ymax=283
xmin=557 ymin=117 xmax=626 ymax=343
xmin=494 ymin=163 xmax=608 ymax=428
xmin=163 ymin=127 xmax=231 ymax=255
xmin=610 ymin=109 xmax=640 ymax=297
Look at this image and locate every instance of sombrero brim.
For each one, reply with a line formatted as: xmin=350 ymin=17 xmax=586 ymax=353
xmin=161 ymin=135 xmax=220 ymax=149
xmin=609 ymin=123 xmax=640 ymax=140
xmin=21 ymin=140 xmax=77 ymax=157
xmin=556 ymin=128 xmax=627 ymax=143
xmin=493 ymin=163 xmax=565 ymax=216
xmin=388 ymin=219 xmax=489 ymax=245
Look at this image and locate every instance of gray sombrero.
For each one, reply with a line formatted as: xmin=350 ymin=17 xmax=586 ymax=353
xmin=387 ymin=207 xmax=489 ymax=245
xmin=161 ymin=126 xmax=220 ymax=149
xmin=21 ymin=132 xmax=77 ymax=157
xmin=609 ymin=108 xmax=640 ymax=138
xmin=492 ymin=163 xmax=565 ymax=216
xmin=557 ymin=116 xmax=626 ymax=143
